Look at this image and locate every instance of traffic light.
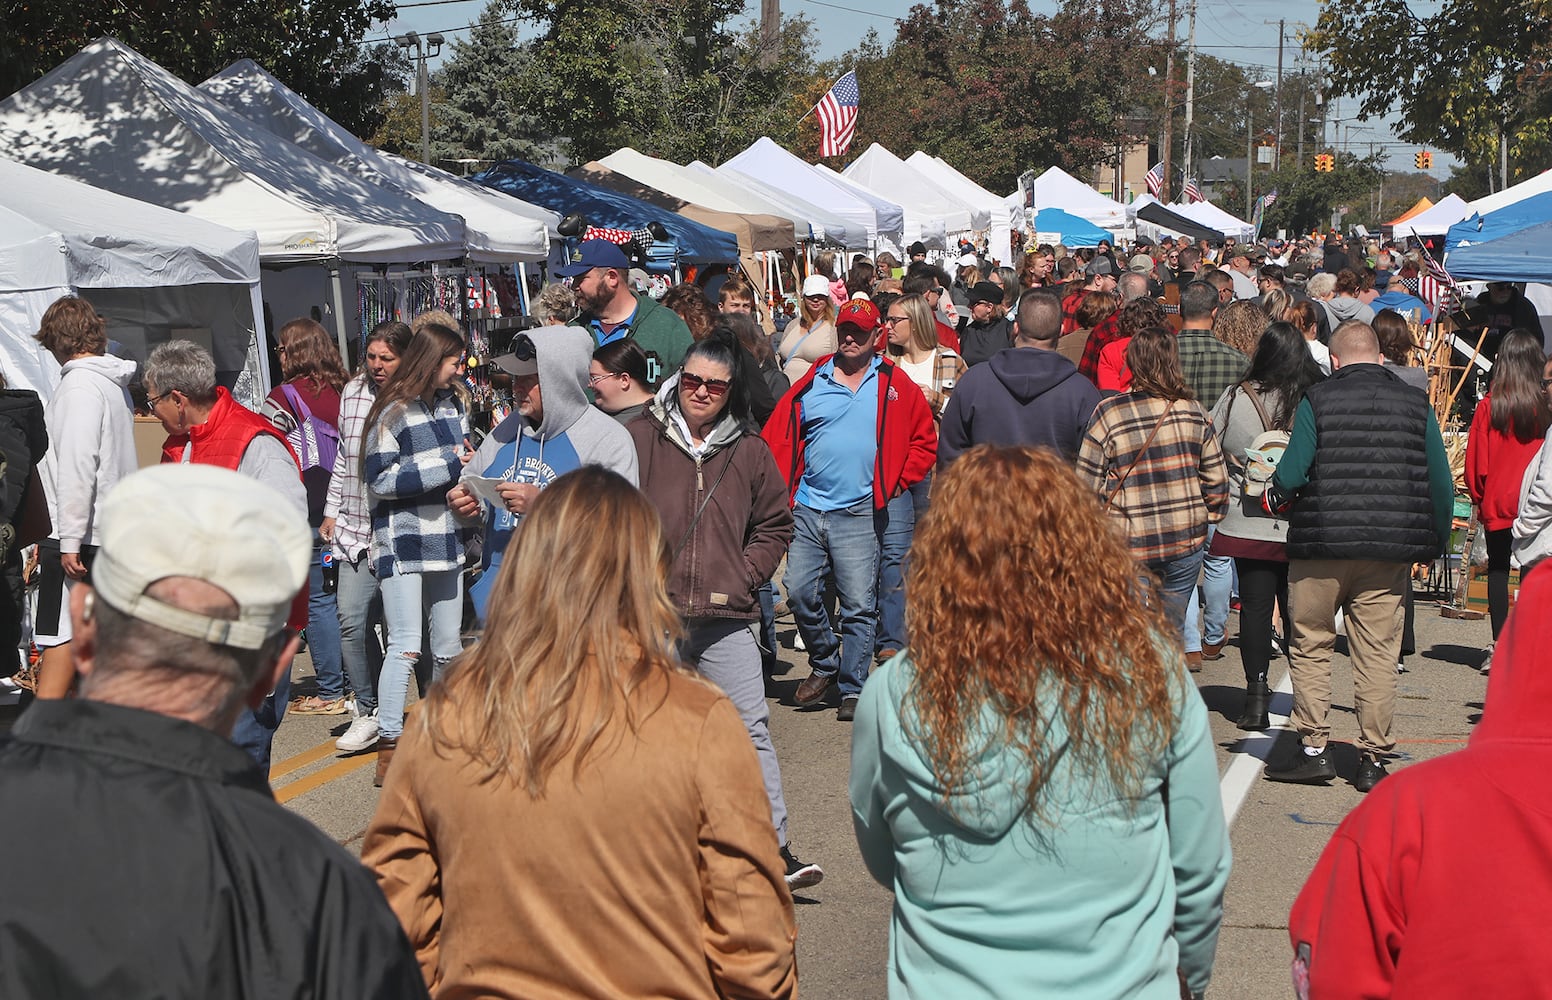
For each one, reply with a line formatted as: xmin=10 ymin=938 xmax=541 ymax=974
xmin=1415 ymin=150 xmax=1433 ymax=169
xmin=1314 ymin=153 xmax=1334 ymax=172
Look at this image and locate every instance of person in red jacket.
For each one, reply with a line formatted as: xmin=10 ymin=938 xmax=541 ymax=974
xmin=762 ymin=299 xmax=937 ymax=721
xmin=1288 ymin=558 xmax=1552 ymax=999
xmin=1465 ymin=329 xmax=1550 ymax=667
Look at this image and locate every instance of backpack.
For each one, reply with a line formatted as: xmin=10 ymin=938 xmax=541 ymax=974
xmin=1228 ymin=382 xmax=1289 ymax=509
xmin=279 ymin=383 xmax=341 ymax=474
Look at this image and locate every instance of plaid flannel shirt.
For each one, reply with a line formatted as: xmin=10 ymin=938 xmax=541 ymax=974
xmin=1077 ymin=393 xmax=1229 ymax=562
xmin=1076 ymin=311 xmax=1123 ymax=383
xmin=364 ymin=390 xmax=467 ymax=578
xmin=324 ymin=375 xmax=375 ymax=563
xmin=1177 ymin=329 xmax=1249 ymax=410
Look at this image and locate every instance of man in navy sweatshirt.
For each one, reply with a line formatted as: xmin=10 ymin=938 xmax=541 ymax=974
xmin=937 ymin=289 xmax=1101 ymax=467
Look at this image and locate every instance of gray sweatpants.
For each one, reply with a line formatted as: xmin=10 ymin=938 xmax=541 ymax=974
xmin=682 ymin=618 xmax=789 ymax=845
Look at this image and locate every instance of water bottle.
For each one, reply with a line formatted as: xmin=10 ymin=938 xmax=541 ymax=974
xmin=320 ymin=549 xmax=338 ymax=595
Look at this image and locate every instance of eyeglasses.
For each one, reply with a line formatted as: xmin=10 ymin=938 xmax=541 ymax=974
xmin=587 ymin=372 xmax=619 ymax=386
xmin=510 ymin=333 xmax=536 ymax=362
xmin=146 ymin=389 xmax=172 ymax=407
xmin=679 ymin=371 xmax=730 ymax=397
xmin=804 ymin=294 xmax=829 ymax=302
xmin=836 ymin=326 xmax=874 ymax=342
xmin=883 ymin=315 xmax=910 ymax=326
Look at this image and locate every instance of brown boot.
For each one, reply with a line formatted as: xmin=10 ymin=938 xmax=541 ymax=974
xmin=793 ymin=671 xmax=834 ymax=706
xmin=373 ymin=736 xmax=398 ymax=788
xmin=1201 ymin=641 xmax=1225 ymax=661
xmin=1185 ymin=651 xmax=1203 ymax=673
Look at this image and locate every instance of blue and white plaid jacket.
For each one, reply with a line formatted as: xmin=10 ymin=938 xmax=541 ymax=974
xmin=364 ymin=390 xmax=467 ymax=578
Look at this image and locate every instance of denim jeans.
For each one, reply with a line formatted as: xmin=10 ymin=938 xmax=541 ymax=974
xmin=785 ymin=500 xmax=881 ymax=698
xmin=335 ymin=552 xmax=383 ymax=715
xmin=231 ymin=661 xmax=290 ymax=773
xmin=682 ymin=619 xmax=788 ymax=845
xmin=1142 ymin=543 xmax=1208 ymax=647
xmin=377 ymin=567 xmax=463 ymax=740
xmin=307 ymin=539 xmax=345 ymax=700
xmin=1184 ymin=527 xmax=1233 ymax=652
xmin=875 ymin=487 xmax=918 ymax=657
xmin=757 ymin=581 xmax=778 ymax=676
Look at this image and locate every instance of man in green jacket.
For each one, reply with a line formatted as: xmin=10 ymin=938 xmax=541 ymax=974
xmin=559 ymin=239 xmax=694 ymax=389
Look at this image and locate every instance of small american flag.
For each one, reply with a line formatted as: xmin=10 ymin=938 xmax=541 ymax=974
xmin=815 ymin=72 xmax=860 ymax=158
xmin=1145 ymin=162 xmax=1165 ymax=198
xmin=1419 ymin=243 xmax=1461 ymax=314
xmin=1183 ymin=177 xmax=1203 ymax=203
xmin=1263 ymin=188 xmax=1279 ymax=208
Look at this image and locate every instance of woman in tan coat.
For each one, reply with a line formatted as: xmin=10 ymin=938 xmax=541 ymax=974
xmin=363 ymin=466 xmax=796 ymax=1000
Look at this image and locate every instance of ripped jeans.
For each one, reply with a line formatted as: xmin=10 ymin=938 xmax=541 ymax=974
xmin=377 ymin=566 xmax=463 ymax=741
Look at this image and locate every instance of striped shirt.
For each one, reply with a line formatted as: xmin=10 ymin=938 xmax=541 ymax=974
xmin=323 ymin=375 xmax=376 ymax=564
xmin=1077 ymin=393 xmax=1229 ymax=562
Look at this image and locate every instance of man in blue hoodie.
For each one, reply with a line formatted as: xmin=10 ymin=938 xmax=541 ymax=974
xmin=450 ymin=326 xmax=639 ymax=621
xmin=937 ymin=289 xmax=1101 ymax=467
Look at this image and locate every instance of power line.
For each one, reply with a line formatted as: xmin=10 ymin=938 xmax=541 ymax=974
xmin=790 ymin=0 xmax=903 ymax=22
xmin=393 ymin=0 xmax=485 ymax=7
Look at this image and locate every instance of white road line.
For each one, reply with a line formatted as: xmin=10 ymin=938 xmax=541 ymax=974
xmin=1220 ymin=669 xmax=1294 ymax=826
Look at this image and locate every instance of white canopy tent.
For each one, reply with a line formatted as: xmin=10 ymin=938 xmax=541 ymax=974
xmin=1469 ymin=169 xmax=1552 ymax=217
xmin=201 ymin=59 xmax=553 ymax=262
xmin=813 ymin=165 xmax=929 ymax=255
xmin=1393 ymin=193 xmax=1474 ymax=239
xmin=722 ymin=137 xmax=904 ymax=248
xmin=1021 ymin=167 xmax=1129 ymax=230
xmin=843 ymin=144 xmax=987 ymax=239
xmin=0 ymin=156 xmax=265 ymax=399
xmin=1170 ymin=200 xmax=1255 ymax=242
xmin=906 ymin=153 xmax=1021 ymax=264
xmin=600 ymin=147 xmax=809 ymax=236
xmin=687 ymin=161 xmax=870 ymax=249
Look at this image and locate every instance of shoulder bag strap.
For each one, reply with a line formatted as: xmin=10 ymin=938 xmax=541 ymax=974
xmin=1104 ymin=400 xmax=1176 ymax=509
xmin=1239 ymin=380 xmax=1273 ymax=432
xmin=671 ymin=445 xmax=737 ymax=563
xmin=280 ymin=382 xmax=315 ymax=422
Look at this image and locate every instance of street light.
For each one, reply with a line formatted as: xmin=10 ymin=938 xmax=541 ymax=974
xmin=1246 ymin=80 xmax=1274 ymax=218
xmin=395 ymin=30 xmax=445 ymax=165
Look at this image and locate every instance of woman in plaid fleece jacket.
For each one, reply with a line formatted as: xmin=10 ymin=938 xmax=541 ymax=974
xmin=1078 ymin=327 xmax=1228 ymax=644
xmin=362 ymin=323 xmax=470 ymax=783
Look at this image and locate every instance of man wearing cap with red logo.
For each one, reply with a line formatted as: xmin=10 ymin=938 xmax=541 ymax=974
xmin=559 ymin=238 xmax=694 ymax=389
xmin=762 ymin=299 xmax=937 ymax=722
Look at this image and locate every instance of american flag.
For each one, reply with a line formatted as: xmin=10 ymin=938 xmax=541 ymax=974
xmin=1183 ymin=177 xmax=1203 ymax=203
xmin=1145 ymin=162 xmax=1165 ymax=198
xmin=1418 ymin=243 xmax=1462 ymax=314
xmin=1263 ymin=188 xmax=1279 ymax=208
xmin=815 ymin=72 xmax=860 ymax=158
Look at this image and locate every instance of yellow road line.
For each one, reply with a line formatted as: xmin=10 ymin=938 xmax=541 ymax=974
xmin=274 ymin=753 xmax=378 ymax=804
xmin=268 ymin=739 xmax=339 ymax=781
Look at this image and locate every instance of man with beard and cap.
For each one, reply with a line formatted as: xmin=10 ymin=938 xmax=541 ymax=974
xmin=450 ymin=326 xmax=639 ymax=621
xmin=1288 ymin=560 xmax=1552 ymax=999
xmin=562 ymin=238 xmax=694 ymax=389
xmin=938 ymin=289 xmax=1100 ymax=466
xmin=958 ymin=281 xmax=1015 ymax=367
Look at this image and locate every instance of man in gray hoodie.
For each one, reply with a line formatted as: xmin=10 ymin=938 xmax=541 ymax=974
xmin=451 ymin=325 xmax=639 ymax=621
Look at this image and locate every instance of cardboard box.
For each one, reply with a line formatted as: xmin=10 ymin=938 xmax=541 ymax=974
xmin=1465 ymin=566 xmax=1520 ymax=611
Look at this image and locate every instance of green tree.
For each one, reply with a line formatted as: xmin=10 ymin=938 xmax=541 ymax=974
xmin=0 ymin=0 xmax=404 ymax=137
xmin=1237 ymin=151 xmax=1384 ymax=235
xmin=1306 ymin=0 xmax=1552 ymax=186
xmin=430 ymin=3 xmax=551 ymax=169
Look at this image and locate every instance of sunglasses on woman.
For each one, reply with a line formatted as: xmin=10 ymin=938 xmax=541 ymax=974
xmin=679 ymin=372 xmax=730 ymax=397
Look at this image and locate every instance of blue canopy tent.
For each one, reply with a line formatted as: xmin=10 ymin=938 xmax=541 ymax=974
xmin=476 ymin=158 xmax=739 ymax=271
xmin=1444 ymin=190 xmax=1552 ymax=255
xmin=1446 ymin=219 xmax=1552 ymax=282
xmin=1033 ymin=207 xmax=1111 ymax=248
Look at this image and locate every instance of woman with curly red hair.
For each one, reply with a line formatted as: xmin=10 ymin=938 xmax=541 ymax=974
xmin=849 ymin=445 xmax=1230 ymax=999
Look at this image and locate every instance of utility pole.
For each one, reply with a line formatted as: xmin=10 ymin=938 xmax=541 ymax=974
xmin=1273 ymin=19 xmax=1284 ymax=171
xmin=395 ymin=31 xmax=445 ymax=165
xmin=1181 ymin=0 xmax=1197 ymax=193
xmin=1246 ymin=95 xmax=1255 ymax=219
xmin=1297 ymin=69 xmax=1306 ymax=168
xmin=1159 ymin=0 xmax=1178 ymax=201
xmin=759 ymin=0 xmax=779 ymax=68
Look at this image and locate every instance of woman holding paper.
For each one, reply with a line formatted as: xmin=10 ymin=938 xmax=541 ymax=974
xmin=361 ymin=322 xmax=471 ymax=787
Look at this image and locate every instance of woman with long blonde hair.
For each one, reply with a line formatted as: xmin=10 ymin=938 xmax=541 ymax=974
xmin=850 ymin=445 xmax=1230 ymax=999
xmin=364 ymin=467 xmax=796 ymax=1000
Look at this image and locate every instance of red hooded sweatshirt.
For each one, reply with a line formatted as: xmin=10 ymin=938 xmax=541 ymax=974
xmin=1288 ymin=560 xmax=1552 ymax=999
xmin=1466 ymin=393 xmax=1545 ymax=531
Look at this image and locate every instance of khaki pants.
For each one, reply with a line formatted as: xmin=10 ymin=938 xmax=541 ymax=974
xmin=1288 ymin=558 xmax=1409 ymax=754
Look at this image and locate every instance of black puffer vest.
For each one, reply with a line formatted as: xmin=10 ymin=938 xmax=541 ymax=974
xmin=1288 ymin=363 xmax=1437 ymax=562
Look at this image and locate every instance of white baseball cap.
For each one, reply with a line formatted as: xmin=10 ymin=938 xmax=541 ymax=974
xmin=801 ymin=274 xmax=831 ymax=297
xmin=91 ymin=464 xmax=311 ymax=649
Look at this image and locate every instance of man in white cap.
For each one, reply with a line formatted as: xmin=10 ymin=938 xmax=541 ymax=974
xmin=0 ymin=464 xmax=427 ymax=999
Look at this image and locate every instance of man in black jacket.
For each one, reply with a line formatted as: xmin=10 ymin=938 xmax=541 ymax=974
xmin=0 ymin=463 xmax=427 ymax=1000
xmin=1263 ymin=321 xmax=1453 ymax=794
xmin=958 ymin=280 xmax=1014 ymax=367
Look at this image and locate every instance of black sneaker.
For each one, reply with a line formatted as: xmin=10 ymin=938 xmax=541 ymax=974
xmin=837 ymin=696 xmax=859 ymax=722
xmin=1265 ymin=750 xmax=1337 ymax=784
xmin=782 ymin=845 xmax=824 ymax=890
xmin=1354 ymin=754 xmax=1389 ymax=793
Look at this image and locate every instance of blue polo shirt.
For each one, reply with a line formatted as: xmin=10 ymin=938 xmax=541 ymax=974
xmin=589 ymin=300 xmax=640 ymax=346
xmin=794 ymin=356 xmax=881 ymax=511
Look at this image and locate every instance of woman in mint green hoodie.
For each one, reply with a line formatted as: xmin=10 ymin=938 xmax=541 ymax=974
xmin=850 ymin=445 xmax=1231 ymax=1000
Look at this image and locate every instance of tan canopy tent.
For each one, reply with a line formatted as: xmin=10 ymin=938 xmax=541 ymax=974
xmin=569 ymin=162 xmax=796 ymax=253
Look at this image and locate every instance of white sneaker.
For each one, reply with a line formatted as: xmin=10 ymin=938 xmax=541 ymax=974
xmin=792 ymin=630 xmax=806 ymax=652
xmin=336 ymin=711 xmax=380 ymax=754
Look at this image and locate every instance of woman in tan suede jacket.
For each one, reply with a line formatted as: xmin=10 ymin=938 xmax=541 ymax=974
xmin=362 ymin=466 xmax=797 ymax=1000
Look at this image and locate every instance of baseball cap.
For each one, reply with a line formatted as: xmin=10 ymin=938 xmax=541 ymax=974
xmin=801 ymin=274 xmax=831 ymax=297
xmin=956 ymin=253 xmax=980 ymax=268
xmin=835 ymin=299 xmax=882 ymax=332
xmin=1129 ymin=254 xmax=1154 ymax=274
xmin=1227 ymin=246 xmax=1251 ymax=261
xmin=555 ymin=238 xmax=631 ymax=278
xmin=968 ymin=281 xmax=1004 ymax=305
xmin=491 ymin=331 xmax=539 ymax=377
xmin=1374 ymin=269 xmax=1393 ymax=289
xmin=91 ymin=465 xmax=311 ymax=650
xmin=1084 ymin=257 xmax=1114 ymax=277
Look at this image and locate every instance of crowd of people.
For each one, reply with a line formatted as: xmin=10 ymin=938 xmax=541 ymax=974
xmin=1 ymin=220 xmax=1550 ymax=999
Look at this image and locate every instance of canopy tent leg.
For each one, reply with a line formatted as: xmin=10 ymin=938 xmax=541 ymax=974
xmin=329 ymin=267 xmax=350 ymax=366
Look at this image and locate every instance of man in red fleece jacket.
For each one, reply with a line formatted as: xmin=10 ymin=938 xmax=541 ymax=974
xmin=1288 ymin=559 xmax=1552 ymax=998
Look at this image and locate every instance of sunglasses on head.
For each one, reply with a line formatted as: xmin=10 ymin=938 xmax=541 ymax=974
xmin=510 ymin=333 xmax=536 ymax=362
xmin=679 ymin=371 xmax=730 ymax=397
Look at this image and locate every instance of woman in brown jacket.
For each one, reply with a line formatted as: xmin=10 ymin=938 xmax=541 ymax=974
xmin=628 ymin=328 xmax=823 ymax=891
xmin=363 ymin=467 xmax=797 ymax=999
